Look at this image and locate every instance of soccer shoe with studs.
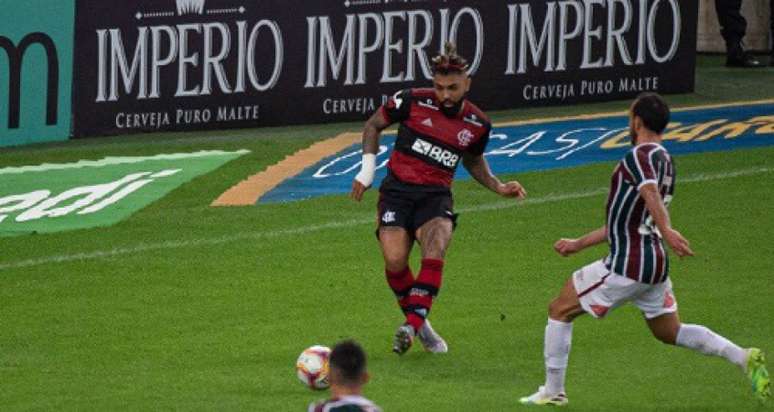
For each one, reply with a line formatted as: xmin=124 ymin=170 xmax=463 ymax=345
xmin=746 ymin=348 xmax=771 ymax=402
xmin=519 ymin=386 xmax=568 ymax=406
xmin=418 ymin=320 xmax=448 ymax=353
xmin=392 ymin=324 xmax=415 ymax=355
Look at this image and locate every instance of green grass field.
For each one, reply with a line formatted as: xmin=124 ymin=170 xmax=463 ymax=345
xmin=1 ymin=55 xmax=773 ymax=411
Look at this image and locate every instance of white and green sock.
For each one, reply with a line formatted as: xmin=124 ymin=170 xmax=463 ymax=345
xmin=676 ymin=323 xmax=747 ymax=370
xmin=544 ymin=318 xmax=573 ymax=395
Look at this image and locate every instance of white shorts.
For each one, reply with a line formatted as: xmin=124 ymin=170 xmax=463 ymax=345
xmin=572 ymin=259 xmax=677 ymax=319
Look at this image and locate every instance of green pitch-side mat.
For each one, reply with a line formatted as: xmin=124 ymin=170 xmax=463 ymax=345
xmin=0 ymin=150 xmax=248 ymax=236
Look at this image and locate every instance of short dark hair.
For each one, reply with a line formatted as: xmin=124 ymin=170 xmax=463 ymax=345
xmin=631 ymin=92 xmax=670 ymax=134
xmin=329 ymin=340 xmax=367 ymax=385
xmin=431 ymin=42 xmax=469 ymax=75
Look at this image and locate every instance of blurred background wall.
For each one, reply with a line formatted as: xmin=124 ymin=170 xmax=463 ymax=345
xmin=698 ymin=0 xmax=771 ymax=52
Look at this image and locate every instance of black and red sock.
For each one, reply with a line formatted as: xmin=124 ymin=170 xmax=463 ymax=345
xmin=385 ymin=267 xmax=415 ymax=314
xmin=405 ymin=258 xmax=444 ymax=332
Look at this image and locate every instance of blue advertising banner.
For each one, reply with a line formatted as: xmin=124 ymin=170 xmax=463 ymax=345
xmin=0 ymin=0 xmax=74 ymax=147
xmin=260 ymin=101 xmax=774 ymax=203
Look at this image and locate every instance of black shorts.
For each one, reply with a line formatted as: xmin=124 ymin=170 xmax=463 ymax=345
xmin=376 ymin=174 xmax=458 ymax=237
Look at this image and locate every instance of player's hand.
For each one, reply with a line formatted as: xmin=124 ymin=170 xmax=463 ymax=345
xmin=350 ymin=180 xmax=369 ymax=202
xmin=497 ymin=181 xmax=527 ymax=199
xmin=663 ymin=228 xmax=694 ymax=257
xmin=554 ymin=238 xmax=582 ymax=257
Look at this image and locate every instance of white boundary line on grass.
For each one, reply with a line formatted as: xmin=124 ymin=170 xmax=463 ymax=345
xmin=0 ymin=166 xmax=771 ymax=272
xmin=0 ymin=150 xmax=251 ymax=175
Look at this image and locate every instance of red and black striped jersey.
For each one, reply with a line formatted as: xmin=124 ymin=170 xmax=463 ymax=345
xmin=605 ymin=143 xmax=676 ymax=284
xmin=308 ymin=395 xmax=382 ymax=412
xmin=379 ymin=88 xmax=491 ymax=188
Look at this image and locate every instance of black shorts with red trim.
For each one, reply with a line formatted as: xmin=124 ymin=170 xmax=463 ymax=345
xmin=376 ymin=173 xmax=458 ymax=238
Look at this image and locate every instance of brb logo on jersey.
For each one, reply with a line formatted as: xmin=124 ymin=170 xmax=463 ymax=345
xmin=411 ymin=138 xmax=460 ymax=169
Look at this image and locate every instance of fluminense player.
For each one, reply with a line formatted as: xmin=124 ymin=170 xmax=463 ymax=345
xmin=520 ymin=93 xmax=770 ymax=406
xmin=308 ymin=340 xmax=381 ymax=412
xmin=350 ymin=43 xmax=527 ymax=355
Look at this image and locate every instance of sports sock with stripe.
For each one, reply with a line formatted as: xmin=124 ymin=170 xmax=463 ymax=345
xmin=385 ymin=266 xmax=414 ymax=314
xmin=405 ymin=258 xmax=443 ymax=332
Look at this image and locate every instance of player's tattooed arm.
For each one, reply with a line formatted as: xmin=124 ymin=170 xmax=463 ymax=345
xmin=351 ymin=110 xmax=393 ymax=201
xmin=362 ymin=110 xmax=392 ymax=154
xmin=462 ymin=153 xmax=526 ymax=199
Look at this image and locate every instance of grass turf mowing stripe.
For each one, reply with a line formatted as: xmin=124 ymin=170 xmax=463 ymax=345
xmin=0 ymin=166 xmax=770 ymax=272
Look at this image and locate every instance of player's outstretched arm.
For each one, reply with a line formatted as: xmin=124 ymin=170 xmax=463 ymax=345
xmin=554 ymin=226 xmax=607 ymax=256
xmin=462 ymin=153 xmax=526 ymax=199
xmin=351 ymin=111 xmax=392 ymax=202
xmin=640 ymin=183 xmax=694 ymax=257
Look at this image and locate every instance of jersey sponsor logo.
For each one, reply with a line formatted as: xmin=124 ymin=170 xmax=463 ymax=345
xmin=463 ymin=113 xmax=483 ymax=127
xmin=457 ymin=128 xmax=474 ymax=147
xmin=418 ymin=98 xmax=439 ymax=110
xmin=421 ymin=118 xmax=434 ymax=128
xmin=411 ymin=138 xmax=460 ymax=168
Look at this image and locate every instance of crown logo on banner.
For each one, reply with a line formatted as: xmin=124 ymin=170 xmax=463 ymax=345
xmin=176 ymin=0 xmax=205 ymax=15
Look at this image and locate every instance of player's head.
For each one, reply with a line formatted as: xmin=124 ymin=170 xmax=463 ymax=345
xmin=629 ymin=93 xmax=670 ymax=144
xmin=431 ymin=42 xmax=471 ymax=118
xmin=329 ymin=339 xmax=369 ymax=388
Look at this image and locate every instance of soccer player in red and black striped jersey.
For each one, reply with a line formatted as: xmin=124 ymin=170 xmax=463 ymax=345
xmin=350 ymin=43 xmax=527 ymax=355
xmin=519 ymin=93 xmax=770 ymax=406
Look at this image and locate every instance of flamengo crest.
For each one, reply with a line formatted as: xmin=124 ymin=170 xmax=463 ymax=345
xmin=457 ymin=129 xmax=474 ymax=147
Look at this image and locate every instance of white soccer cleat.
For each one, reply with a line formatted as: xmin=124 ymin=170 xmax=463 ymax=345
xmin=392 ymin=324 xmax=415 ymax=355
xmin=418 ymin=320 xmax=448 ymax=353
xmin=519 ymin=386 xmax=568 ymax=406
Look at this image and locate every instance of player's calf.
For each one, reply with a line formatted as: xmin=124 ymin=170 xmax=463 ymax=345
xmin=646 ymin=313 xmax=681 ymax=345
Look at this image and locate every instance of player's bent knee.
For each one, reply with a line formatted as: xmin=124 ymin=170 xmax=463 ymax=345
xmin=382 ymin=251 xmax=409 ymax=272
xmin=384 ymin=259 xmax=408 ymax=273
xmin=548 ymin=299 xmax=568 ymax=321
xmin=421 ymin=245 xmax=446 ymax=260
xmin=548 ymin=300 xmax=558 ymax=317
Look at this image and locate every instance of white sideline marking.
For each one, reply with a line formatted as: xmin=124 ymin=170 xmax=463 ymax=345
xmin=0 ymin=150 xmax=250 ymax=175
xmin=0 ymin=166 xmax=771 ymax=272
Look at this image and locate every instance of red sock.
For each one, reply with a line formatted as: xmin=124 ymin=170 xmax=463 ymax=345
xmin=405 ymin=258 xmax=444 ymax=332
xmin=385 ymin=267 xmax=414 ymax=314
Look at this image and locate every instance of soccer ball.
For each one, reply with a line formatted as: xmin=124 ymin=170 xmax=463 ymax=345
xmin=296 ymin=345 xmax=331 ymax=390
